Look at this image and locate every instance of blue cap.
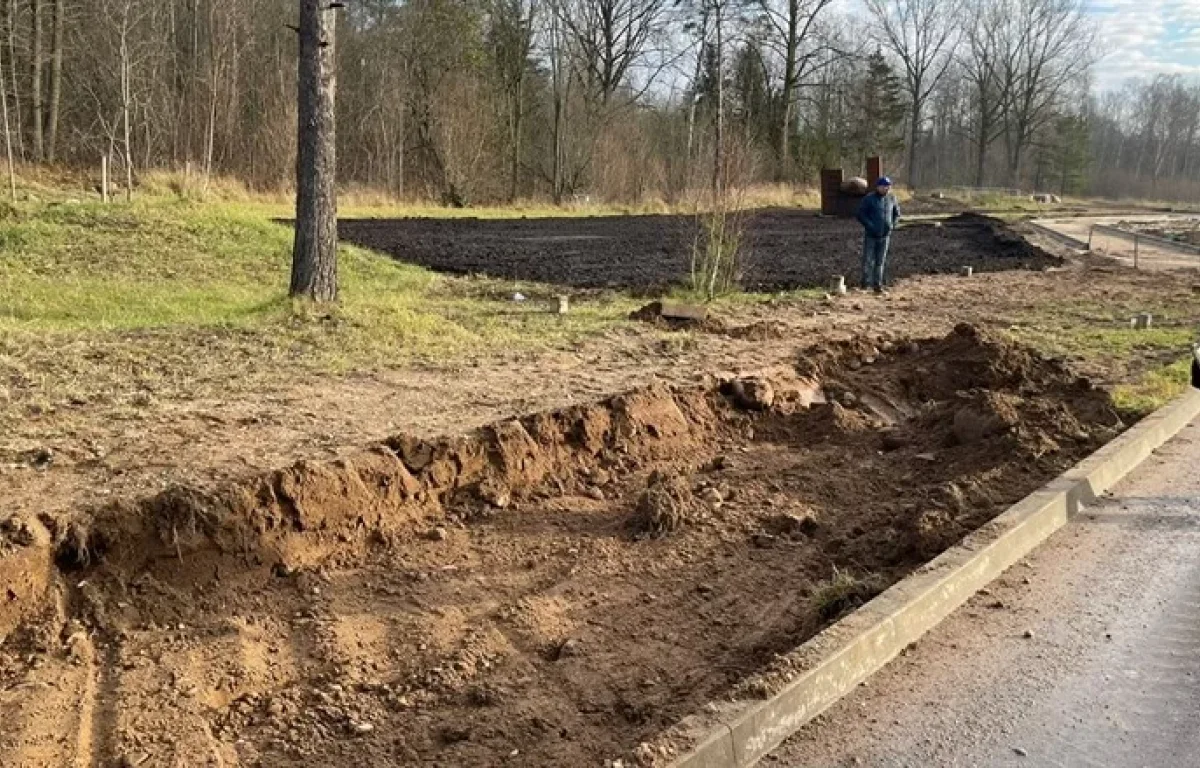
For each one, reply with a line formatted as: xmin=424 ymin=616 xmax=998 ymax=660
xmin=876 ymin=177 xmax=892 ymax=187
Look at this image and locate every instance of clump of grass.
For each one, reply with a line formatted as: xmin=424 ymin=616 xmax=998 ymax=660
xmin=811 ymin=567 xmax=885 ymax=622
xmin=1112 ymin=358 xmax=1193 ymax=415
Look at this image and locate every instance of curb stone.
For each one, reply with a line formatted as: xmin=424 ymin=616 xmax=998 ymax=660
xmin=669 ymin=389 xmax=1200 ymax=768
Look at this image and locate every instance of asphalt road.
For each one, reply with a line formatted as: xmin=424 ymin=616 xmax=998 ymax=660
xmin=768 ymin=419 xmax=1200 ymax=768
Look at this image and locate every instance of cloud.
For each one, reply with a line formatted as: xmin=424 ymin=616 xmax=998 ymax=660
xmin=1088 ymin=0 xmax=1200 ymax=90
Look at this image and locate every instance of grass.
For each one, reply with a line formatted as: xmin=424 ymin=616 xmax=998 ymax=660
xmin=1005 ymin=299 xmax=1200 ymax=415
xmin=0 ymin=196 xmax=645 ymax=414
xmin=811 ymin=568 xmax=885 ymax=622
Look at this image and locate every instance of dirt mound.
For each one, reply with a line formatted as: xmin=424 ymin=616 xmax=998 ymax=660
xmin=0 ymin=328 xmax=1125 ymax=768
xmin=629 ymin=471 xmax=705 ymax=537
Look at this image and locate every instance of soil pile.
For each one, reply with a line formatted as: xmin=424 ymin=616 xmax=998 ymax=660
xmin=0 ymin=327 xmax=1123 ymax=768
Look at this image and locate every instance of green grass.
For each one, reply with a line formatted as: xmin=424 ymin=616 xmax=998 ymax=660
xmin=1005 ymin=300 xmax=1199 ymax=415
xmin=0 ymin=197 xmax=645 ymax=412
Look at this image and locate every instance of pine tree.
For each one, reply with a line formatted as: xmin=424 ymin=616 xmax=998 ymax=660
xmin=847 ymin=51 xmax=907 ymax=163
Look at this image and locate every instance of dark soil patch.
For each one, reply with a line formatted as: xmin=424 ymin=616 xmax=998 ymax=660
xmin=340 ymin=211 xmax=1059 ymax=293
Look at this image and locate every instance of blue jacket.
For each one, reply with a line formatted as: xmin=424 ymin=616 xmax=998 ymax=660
xmin=856 ymin=192 xmax=900 ymax=239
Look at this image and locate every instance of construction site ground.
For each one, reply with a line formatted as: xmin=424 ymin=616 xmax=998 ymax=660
xmin=768 ymin=418 xmax=1200 ymax=767
xmin=339 ymin=211 xmax=1055 ymax=292
xmin=2 ymin=212 xmax=1200 ymax=768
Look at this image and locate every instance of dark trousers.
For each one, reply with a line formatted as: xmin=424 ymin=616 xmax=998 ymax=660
xmin=861 ymin=235 xmax=890 ymax=289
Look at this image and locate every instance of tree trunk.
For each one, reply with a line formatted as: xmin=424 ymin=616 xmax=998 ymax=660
xmin=776 ymin=0 xmax=798 ymax=182
xmin=291 ymin=0 xmax=339 ymax=303
xmin=119 ymin=0 xmax=133 ymax=201
xmin=29 ymin=0 xmax=43 ymax=161
xmin=45 ymin=0 xmax=62 ymax=161
xmin=974 ymin=99 xmax=989 ymax=187
xmin=0 ymin=33 xmax=15 ymax=200
xmin=711 ymin=0 xmax=724 ymax=197
xmin=907 ymin=95 xmax=920 ymax=190
xmin=6 ymin=0 xmax=21 ymax=160
xmin=508 ymin=75 xmax=522 ymax=201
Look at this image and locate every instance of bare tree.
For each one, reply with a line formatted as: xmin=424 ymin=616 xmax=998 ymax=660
xmin=554 ymin=0 xmax=668 ymax=105
xmin=756 ymin=0 xmax=835 ymax=180
xmin=291 ymin=0 xmax=339 ymax=302
xmin=865 ymin=0 xmax=961 ymax=188
xmin=0 ymin=30 xmax=15 ymax=199
xmin=29 ymin=0 xmax=43 ymax=160
xmin=488 ymin=0 xmax=538 ymax=201
xmin=118 ymin=0 xmax=134 ymax=199
xmin=999 ymin=0 xmax=1093 ymax=184
xmin=959 ymin=0 xmax=1010 ymax=186
xmin=45 ymin=0 xmax=62 ymax=161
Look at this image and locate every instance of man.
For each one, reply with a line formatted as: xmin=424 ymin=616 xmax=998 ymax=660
xmin=855 ymin=176 xmax=901 ymax=294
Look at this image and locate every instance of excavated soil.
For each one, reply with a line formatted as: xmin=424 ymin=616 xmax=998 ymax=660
xmin=0 ymin=326 xmax=1124 ymax=768
xmin=340 ymin=211 xmax=1058 ymax=292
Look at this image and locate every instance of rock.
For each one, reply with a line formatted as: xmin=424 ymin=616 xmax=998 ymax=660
xmin=840 ymin=392 xmax=858 ymax=407
xmin=701 ymin=487 xmax=724 ymax=505
xmin=1014 ymin=747 xmax=1028 ymax=757
xmin=1023 ymin=629 xmax=1035 ymax=639
xmin=586 ymin=486 xmax=606 ymax=501
xmin=880 ymin=432 xmax=908 ymax=451
xmin=480 ymin=482 xmax=512 ymax=509
xmin=763 ymin=511 xmax=819 ymax=538
xmin=428 ymin=527 xmax=449 ymax=542
xmin=751 ymin=532 xmax=778 ymax=548
xmin=915 ymin=452 xmax=938 ymax=462
xmin=707 ymin=455 xmax=730 ymax=471
xmin=730 ymin=378 xmax=776 ymax=411
xmin=557 ymin=638 xmax=583 ymax=659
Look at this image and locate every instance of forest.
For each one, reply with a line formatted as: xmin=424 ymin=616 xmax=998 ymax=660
xmin=4 ymin=0 xmax=1197 ymax=204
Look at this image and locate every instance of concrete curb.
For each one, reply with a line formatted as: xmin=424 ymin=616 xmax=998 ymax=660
xmin=670 ymin=389 xmax=1200 ymax=768
xmin=1026 ymin=220 xmax=1089 ymax=250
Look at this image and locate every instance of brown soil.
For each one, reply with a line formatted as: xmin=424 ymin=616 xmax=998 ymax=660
xmin=339 ymin=211 xmax=1058 ymax=293
xmin=0 ymin=326 xmax=1124 ymax=768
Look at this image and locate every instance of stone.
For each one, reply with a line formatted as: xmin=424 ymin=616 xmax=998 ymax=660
xmin=659 ymin=301 xmax=708 ymax=322
xmin=557 ymin=638 xmax=583 ymax=659
xmin=730 ymin=378 xmax=775 ymax=411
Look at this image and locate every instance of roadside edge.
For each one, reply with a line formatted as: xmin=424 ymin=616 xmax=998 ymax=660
xmin=669 ymin=389 xmax=1200 ymax=768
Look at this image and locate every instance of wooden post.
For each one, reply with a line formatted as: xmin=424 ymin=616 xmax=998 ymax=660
xmin=101 ymin=154 xmax=109 ymax=202
xmin=1134 ymin=234 xmax=1139 ymax=269
xmin=1086 ymin=226 xmax=1093 ymax=251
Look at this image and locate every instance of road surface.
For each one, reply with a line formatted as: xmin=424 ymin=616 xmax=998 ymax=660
xmin=769 ymin=418 xmax=1200 ymax=768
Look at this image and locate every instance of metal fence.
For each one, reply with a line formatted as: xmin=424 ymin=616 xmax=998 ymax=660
xmin=1087 ymin=223 xmax=1200 ymax=269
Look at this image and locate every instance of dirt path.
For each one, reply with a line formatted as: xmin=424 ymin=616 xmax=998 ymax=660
xmin=766 ymin=419 xmax=1200 ymax=767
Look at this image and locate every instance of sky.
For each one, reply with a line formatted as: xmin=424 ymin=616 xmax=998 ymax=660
xmin=1089 ymin=0 xmax=1200 ymax=90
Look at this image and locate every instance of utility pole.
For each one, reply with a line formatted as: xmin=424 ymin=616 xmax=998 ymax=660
xmin=290 ymin=0 xmax=342 ymax=303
